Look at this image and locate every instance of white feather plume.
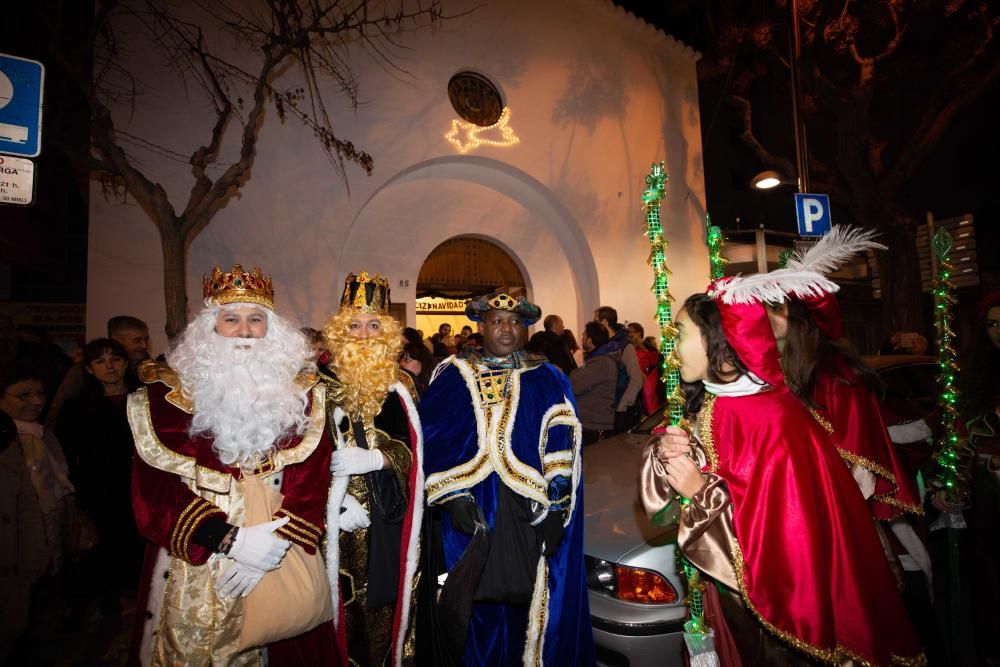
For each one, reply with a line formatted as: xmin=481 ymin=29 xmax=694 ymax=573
xmin=716 ymin=270 xmax=840 ymax=305
xmin=784 ymin=225 xmax=886 ymax=275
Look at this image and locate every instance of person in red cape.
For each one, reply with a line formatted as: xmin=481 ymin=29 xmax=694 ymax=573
xmin=318 ymin=272 xmax=423 ymax=667
xmin=640 ymin=280 xmax=925 ymax=666
xmin=127 ymin=264 xmax=337 ymax=666
xmin=767 ymin=227 xmax=923 ymax=522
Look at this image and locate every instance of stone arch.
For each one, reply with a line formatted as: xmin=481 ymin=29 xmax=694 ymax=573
xmin=339 ymin=155 xmax=600 ymax=328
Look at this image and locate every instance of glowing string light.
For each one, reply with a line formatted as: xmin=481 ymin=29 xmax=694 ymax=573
xmin=641 ymin=162 xmax=709 ymax=640
xmin=444 ymin=107 xmax=520 ymax=154
xmin=929 ymin=228 xmax=974 ymax=504
xmin=705 ymin=215 xmax=727 ymax=280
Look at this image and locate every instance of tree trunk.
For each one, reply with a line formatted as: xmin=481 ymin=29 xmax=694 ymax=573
xmin=875 ymin=217 xmax=923 ymax=338
xmin=160 ymin=224 xmax=189 ymax=341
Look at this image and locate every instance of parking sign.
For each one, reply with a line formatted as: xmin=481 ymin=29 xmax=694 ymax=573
xmin=0 ymin=53 xmax=45 ymax=158
xmin=794 ymin=193 xmax=832 ymax=237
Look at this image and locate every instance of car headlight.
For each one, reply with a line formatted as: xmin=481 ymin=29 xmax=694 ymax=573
xmin=585 ymin=556 xmax=678 ymax=604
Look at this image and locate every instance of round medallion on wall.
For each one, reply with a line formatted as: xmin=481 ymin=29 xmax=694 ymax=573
xmin=447 ymin=71 xmax=504 ymax=126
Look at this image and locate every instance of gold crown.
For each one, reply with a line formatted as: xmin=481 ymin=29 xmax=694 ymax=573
xmin=339 ymin=271 xmax=390 ymax=315
xmin=203 ymin=264 xmax=275 ymax=310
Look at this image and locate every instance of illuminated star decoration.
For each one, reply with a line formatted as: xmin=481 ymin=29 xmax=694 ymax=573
xmin=444 ymin=107 xmax=520 ymax=154
xmin=929 ymin=228 xmax=974 ymax=504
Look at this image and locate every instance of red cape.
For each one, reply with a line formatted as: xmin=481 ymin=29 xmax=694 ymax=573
xmin=813 ymin=358 xmax=922 ymax=520
xmin=702 ymin=388 xmax=924 ymax=666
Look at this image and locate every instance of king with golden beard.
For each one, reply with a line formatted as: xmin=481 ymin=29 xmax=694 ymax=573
xmin=319 ymin=272 xmax=423 ymax=667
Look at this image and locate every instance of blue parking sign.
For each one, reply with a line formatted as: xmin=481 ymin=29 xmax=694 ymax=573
xmin=0 ymin=53 xmax=45 ymax=158
xmin=794 ymin=193 xmax=832 ymax=237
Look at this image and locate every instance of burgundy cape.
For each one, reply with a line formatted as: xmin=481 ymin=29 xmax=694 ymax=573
xmin=128 ymin=375 xmax=339 ymax=666
xmin=702 ymin=387 xmax=924 ymax=666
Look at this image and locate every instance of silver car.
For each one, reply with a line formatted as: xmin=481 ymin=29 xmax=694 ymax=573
xmin=583 ymin=412 xmax=687 ymax=667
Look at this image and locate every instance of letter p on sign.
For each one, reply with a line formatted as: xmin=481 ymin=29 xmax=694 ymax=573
xmin=794 ymin=193 xmax=831 ymax=237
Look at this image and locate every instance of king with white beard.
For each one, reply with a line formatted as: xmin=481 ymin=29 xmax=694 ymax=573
xmin=126 ymin=264 xmax=337 ymax=666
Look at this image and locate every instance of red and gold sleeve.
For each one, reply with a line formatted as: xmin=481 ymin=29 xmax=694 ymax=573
xmin=272 ymin=428 xmax=333 ymax=554
xmin=131 ymin=455 xmax=227 ymax=565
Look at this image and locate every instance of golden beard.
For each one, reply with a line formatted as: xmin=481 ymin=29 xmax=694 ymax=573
xmin=323 ymin=310 xmax=402 ymax=423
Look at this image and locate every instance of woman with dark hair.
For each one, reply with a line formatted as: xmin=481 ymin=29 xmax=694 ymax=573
xmin=56 ymin=338 xmax=143 ymax=628
xmin=640 ymin=286 xmax=923 ymax=666
xmin=0 ymin=359 xmax=74 ymax=575
xmin=399 ymin=340 xmax=434 ymax=394
xmin=766 ymin=297 xmax=921 ymax=519
xmin=961 ymin=291 xmax=1000 ymax=664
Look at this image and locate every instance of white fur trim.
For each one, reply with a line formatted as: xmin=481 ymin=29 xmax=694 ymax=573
xmin=138 ymin=547 xmax=171 ymax=667
xmin=887 ymin=419 xmax=932 ymax=444
xmin=521 ymin=556 xmax=549 ymax=666
xmin=390 ymin=382 xmax=425 ymax=667
xmin=428 ymin=355 xmax=456 ymax=385
xmin=326 ymin=406 xmax=349 ymax=628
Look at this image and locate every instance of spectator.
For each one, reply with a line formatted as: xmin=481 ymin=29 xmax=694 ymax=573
xmin=570 ymin=322 xmax=618 ymax=445
xmin=56 ymin=339 xmax=144 ymax=628
xmin=46 ymin=315 xmax=151 ymax=430
xmin=594 ymin=306 xmax=643 ymax=432
xmin=460 ymin=325 xmax=473 ymax=337
xmin=107 ymin=316 xmax=151 ymax=368
xmin=1 ymin=360 xmax=74 ymax=574
xmin=0 ymin=410 xmax=49 ymax=663
xmin=526 ymin=314 xmax=575 ymax=375
xmin=400 ymin=341 xmax=434 ymax=394
xmin=562 ymin=329 xmax=584 ymax=368
xmin=466 ymin=332 xmax=484 ymax=349
xmin=628 ymin=323 xmax=664 ymax=416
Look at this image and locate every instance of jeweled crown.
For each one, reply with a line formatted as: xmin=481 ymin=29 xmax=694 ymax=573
xmin=339 ymin=272 xmax=390 ymax=315
xmin=203 ymin=264 xmax=275 ymax=310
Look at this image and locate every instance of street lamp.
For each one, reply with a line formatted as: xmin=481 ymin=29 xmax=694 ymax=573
xmin=750 ymin=170 xmax=794 ymax=190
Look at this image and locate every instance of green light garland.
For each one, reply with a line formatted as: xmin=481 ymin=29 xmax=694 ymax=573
xmin=930 ymin=228 xmax=975 ymax=504
xmin=642 ymin=162 xmax=707 ymax=635
xmin=705 ymin=215 xmax=727 ymax=280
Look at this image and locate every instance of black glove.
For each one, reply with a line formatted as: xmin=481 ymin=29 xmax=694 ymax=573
xmin=445 ymin=496 xmax=483 ymax=536
xmin=535 ymin=510 xmax=568 ymax=557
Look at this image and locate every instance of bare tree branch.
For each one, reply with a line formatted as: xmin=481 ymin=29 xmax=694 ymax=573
xmin=728 ymin=94 xmax=797 ymax=178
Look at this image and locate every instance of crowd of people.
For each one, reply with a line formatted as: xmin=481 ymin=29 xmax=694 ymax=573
xmin=0 ymin=234 xmax=997 ymax=665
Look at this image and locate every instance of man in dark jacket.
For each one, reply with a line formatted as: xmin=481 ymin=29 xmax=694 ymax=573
xmin=570 ymin=322 xmax=618 ymax=445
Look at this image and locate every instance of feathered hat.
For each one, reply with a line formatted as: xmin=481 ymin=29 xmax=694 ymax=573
xmin=707 ymin=277 xmax=790 ymax=388
xmin=780 ymin=226 xmax=886 ymax=339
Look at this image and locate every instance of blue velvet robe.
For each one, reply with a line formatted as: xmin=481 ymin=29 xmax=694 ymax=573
xmin=421 ymin=355 xmax=595 ymax=666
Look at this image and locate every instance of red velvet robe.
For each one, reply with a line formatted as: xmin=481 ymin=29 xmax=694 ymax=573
xmin=813 ymin=357 xmax=922 ymax=520
xmin=127 ymin=367 xmax=337 ymax=666
xmin=701 ymin=387 xmax=924 ymax=666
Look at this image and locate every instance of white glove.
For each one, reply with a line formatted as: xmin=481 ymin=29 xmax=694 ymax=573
xmin=332 ymin=447 xmax=384 ymax=477
xmin=215 ymin=561 xmax=266 ymax=598
xmin=340 ymin=494 xmax=370 ymax=532
xmin=228 ymin=516 xmax=291 ymax=571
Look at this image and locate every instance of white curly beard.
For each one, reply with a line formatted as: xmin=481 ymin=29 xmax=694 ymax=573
xmin=167 ymin=304 xmax=312 ymax=469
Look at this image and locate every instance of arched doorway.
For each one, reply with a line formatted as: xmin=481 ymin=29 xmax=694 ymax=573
xmin=336 ymin=155 xmax=600 ymax=333
xmin=415 ymin=236 xmax=527 ymax=336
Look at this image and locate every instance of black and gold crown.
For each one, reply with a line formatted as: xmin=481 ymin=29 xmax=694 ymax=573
xmin=339 ymin=272 xmax=390 ymax=315
xmin=203 ymin=264 xmax=274 ymax=310
xmin=465 ymin=292 xmax=541 ymax=325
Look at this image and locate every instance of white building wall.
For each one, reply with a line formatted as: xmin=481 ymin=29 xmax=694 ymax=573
xmin=87 ymin=0 xmax=708 ymax=353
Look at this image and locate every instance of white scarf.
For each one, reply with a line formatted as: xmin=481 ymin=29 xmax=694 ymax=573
xmin=703 ymin=372 xmax=769 ymax=397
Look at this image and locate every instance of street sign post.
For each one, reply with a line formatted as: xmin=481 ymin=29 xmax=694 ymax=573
xmin=0 ymin=155 xmax=35 ymax=206
xmin=794 ymin=193 xmax=832 ymax=237
xmin=0 ymin=53 xmax=45 ymax=158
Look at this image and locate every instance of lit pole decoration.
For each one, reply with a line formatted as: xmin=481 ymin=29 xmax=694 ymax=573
xmin=930 ymin=228 xmax=974 ymax=503
xmin=642 ymin=163 xmax=716 ymax=663
xmin=705 ymin=215 xmax=727 ymax=280
xmin=927 ymin=226 xmax=976 ymax=662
